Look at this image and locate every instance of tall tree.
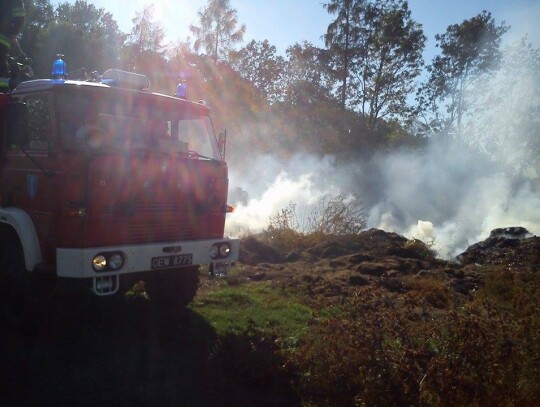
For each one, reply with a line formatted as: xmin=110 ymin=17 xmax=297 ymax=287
xmin=324 ymin=0 xmax=425 ymax=129
xmin=417 ymin=11 xmax=509 ymax=137
xmin=466 ymin=38 xmax=540 ymax=174
xmin=284 ymin=41 xmax=334 ymax=106
xmin=123 ymin=5 xmax=166 ymax=75
xmin=352 ymin=0 xmax=425 ymax=130
xmin=323 ymin=0 xmax=358 ymax=109
xmin=230 ymin=39 xmax=286 ymax=104
xmin=20 ymin=0 xmax=55 ymax=71
xmin=189 ymin=0 xmax=246 ymax=61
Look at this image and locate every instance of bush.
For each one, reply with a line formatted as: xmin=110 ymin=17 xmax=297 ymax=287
xmin=205 ymin=322 xmax=301 ymax=406
xmin=262 ymin=194 xmax=367 ymax=254
xmin=289 ymin=272 xmax=540 ymax=407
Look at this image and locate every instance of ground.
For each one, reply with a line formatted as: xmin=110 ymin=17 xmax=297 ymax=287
xmin=1 ymin=227 xmax=539 ymax=406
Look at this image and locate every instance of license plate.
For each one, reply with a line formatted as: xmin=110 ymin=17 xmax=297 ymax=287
xmin=151 ymin=254 xmax=193 ymax=270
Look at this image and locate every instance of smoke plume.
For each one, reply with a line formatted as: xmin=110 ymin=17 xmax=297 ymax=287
xmin=224 ymin=41 xmax=540 ymax=259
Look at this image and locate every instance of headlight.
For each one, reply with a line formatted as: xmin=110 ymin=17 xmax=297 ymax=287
xmin=210 ymin=243 xmax=232 ymax=260
xmin=92 ymin=252 xmax=125 ymax=272
xmin=92 ymin=255 xmax=107 ymax=271
xmin=108 ymin=253 xmax=124 ymax=270
xmin=209 ymin=245 xmax=219 ymax=259
xmin=219 ymin=244 xmax=231 ymax=257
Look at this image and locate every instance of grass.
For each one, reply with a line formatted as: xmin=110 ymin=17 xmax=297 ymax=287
xmin=190 ymin=282 xmax=313 ymax=338
xmin=187 ymin=262 xmax=540 ymax=407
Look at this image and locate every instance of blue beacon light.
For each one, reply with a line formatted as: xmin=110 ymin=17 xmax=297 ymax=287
xmin=52 ymin=55 xmax=68 ymax=80
xmin=175 ymin=82 xmax=187 ymax=99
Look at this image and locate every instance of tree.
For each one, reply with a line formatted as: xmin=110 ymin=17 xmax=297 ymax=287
xmin=189 ymin=0 xmax=246 ymax=62
xmin=38 ymin=0 xmax=125 ymax=76
xmin=466 ymin=38 xmax=540 ymax=174
xmin=351 ymin=0 xmax=425 ymax=130
xmin=417 ymin=11 xmax=509 ymax=137
xmin=324 ymin=0 xmax=425 ymax=130
xmin=323 ymin=0 xmax=358 ymax=109
xmin=123 ymin=5 xmax=167 ymax=77
xmin=230 ymin=39 xmax=286 ymax=104
xmin=284 ymin=41 xmax=334 ymax=107
xmin=20 ymin=0 xmax=55 ymax=75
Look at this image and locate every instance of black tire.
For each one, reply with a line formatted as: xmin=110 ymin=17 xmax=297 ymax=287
xmin=145 ymin=266 xmax=200 ymax=309
xmin=0 ymin=229 xmax=30 ymax=330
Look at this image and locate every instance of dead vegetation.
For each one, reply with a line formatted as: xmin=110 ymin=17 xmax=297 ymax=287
xmin=1 ymin=221 xmax=538 ymax=406
xmin=228 ymin=225 xmax=540 ymax=406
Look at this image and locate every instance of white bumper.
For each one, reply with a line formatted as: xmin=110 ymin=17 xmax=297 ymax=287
xmin=56 ymin=237 xmax=239 ymax=278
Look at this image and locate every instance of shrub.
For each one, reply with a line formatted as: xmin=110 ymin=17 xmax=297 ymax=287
xmin=304 ymin=194 xmax=367 ymax=235
xmin=289 ymin=276 xmax=540 ymax=407
xmin=205 ymin=322 xmax=301 ymax=406
xmin=263 ymin=194 xmax=367 ymax=253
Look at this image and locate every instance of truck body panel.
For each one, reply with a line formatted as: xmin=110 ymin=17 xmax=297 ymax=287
xmin=0 ymin=73 xmax=237 ymax=299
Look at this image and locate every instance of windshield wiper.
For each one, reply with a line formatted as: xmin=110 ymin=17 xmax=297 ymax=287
xmin=128 ymin=147 xmax=219 ymax=162
xmin=182 ymin=150 xmax=217 ymax=161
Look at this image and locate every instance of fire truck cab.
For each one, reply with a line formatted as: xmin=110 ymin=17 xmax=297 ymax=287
xmin=0 ymin=67 xmax=238 ymax=310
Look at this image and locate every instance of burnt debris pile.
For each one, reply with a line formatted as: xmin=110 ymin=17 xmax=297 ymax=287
xmin=235 ymin=227 xmax=539 ymax=298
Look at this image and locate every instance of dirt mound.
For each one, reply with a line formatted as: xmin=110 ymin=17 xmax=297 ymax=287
xmin=234 ymin=227 xmax=539 ymax=299
xmin=302 ymin=228 xmax=437 ymax=261
xmin=241 ymin=228 xmax=440 ymax=267
xmin=234 ymin=229 xmax=452 ymax=295
xmin=457 ymin=227 xmax=540 ymax=267
xmin=239 ymin=236 xmax=285 ymax=265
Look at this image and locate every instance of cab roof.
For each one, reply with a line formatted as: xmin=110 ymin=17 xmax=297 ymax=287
xmin=11 ymin=78 xmax=210 ymax=113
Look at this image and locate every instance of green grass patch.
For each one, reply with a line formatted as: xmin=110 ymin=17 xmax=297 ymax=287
xmin=190 ymin=282 xmax=313 ymax=338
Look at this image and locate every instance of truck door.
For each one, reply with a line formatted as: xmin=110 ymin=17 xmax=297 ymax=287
xmin=2 ymin=92 xmax=59 ymax=264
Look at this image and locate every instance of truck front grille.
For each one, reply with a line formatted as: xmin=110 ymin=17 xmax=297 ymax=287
xmin=101 ymin=202 xmax=186 ymax=215
xmin=126 ymin=221 xmax=196 ymax=243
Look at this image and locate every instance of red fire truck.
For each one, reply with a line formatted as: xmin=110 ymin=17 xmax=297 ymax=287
xmin=0 ymin=61 xmax=238 ymax=315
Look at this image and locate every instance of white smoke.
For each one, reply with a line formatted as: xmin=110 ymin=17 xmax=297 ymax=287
xmin=225 ymin=144 xmax=539 ymax=258
xmin=226 ymin=154 xmax=342 ymax=236
xmin=224 ymin=41 xmax=540 ymax=259
xmin=366 ymin=138 xmax=540 ymax=258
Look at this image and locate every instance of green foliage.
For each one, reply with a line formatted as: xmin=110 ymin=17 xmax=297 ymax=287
xmin=289 ymin=269 xmax=540 ymax=406
xmin=20 ymin=0 xmax=55 ymax=74
xmin=34 ymin=0 xmax=125 ymax=77
xmin=123 ymin=4 xmax=166 ymax=75
xmin=230 ymin=39 xmax=286 ymax=104
xmin=324 ymin=0 xmax=426 ymax=128
xmin=189 ymin=0 xmax=246 ymax=61
xmin=124 ymin=280 xmax=150 ymax=301
xmin=417 ymin=11 xmax=510 ymax=137
xmin=284 ymin=41 xmax=335 ymax=106
xmin=191 ymin=283 xmax=313 ymax=338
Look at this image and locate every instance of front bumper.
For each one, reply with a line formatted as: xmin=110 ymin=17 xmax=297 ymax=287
xmin=56 ymin=237 xmax=239 ymax=279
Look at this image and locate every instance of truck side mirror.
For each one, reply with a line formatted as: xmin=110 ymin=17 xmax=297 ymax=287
xmin=218 ymin=130 xmax=227 ymax=159
xmin=5 ymin=102 xmax=29 ymax=149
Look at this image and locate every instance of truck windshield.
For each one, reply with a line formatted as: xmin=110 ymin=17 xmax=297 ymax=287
xmin=55 ymin=87 xmax=220 ymax=159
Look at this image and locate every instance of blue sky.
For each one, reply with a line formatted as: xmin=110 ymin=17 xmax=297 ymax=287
xmin=53 ymin=0 xmax=540 ymax=60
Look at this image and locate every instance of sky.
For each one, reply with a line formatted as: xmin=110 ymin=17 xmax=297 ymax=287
xmin=52 ymin=0 xmax=540 ymax=60
xmin=48 ymin=0 xmax=540 ymax=252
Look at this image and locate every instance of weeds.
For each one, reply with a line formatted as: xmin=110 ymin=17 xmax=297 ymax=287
xmin=196 ymin=205 xmax=539 ymax=405
xmin=288 ymin=269 xmax=540 ymax=407
xmin=263 ymin=194 xmax=367 ymax=254
xmin=193 ymin=264 xmax=540 ymax=406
